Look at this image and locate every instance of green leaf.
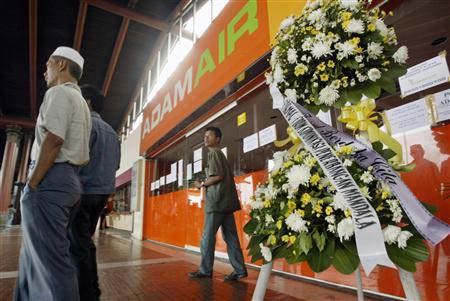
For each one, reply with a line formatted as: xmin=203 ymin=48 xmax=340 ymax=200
xmin=383 ymin=65 xmax=407 ymax=80
xmin=395 ymin=163 xmax=416 ymax=173
xmin=247 ymin=234 xmax=266 ymax=251
xmin=307 ymin=239 xmax=335 ymax=273
xmin=346 ymin=89 xmax=363 ymax=103
xmin=386 ymin=244 xmax=417 ymax=272
xmin=313 ymin=231 xmax=327 ymax=252
xmin=362 ymin=84 xmax=381 ymax=99
xmin=243 ymin=219 xmax=258 ymax=235
xmin=342 ymin=240 xmax=358 ymax=256
xmin=286 ymin=251 xmax=307 ymax=264
xmin=250 ymin=251 xmax=264 ymax=263
xmin=342 ymin=59 xmax=359 ymax=69
xmin=300 ymin=232 xmax=313 ymax=255
xmin=378 ymin=77 xmax=397 ymax=94
xmin=272 ymin=245 xmax=293 ymax=260
xmin=332 ymin=242 xmax=360 ymax=274
xmin=403 ymin=239 xmax=429 ymax=262
xmin=381 ymin=148 xmax=397 ymax=160
xmin=372 ymin=141 xmax=384 ymax=154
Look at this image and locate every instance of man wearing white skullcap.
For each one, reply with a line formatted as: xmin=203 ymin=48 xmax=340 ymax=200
xmin=15 ymin=46 xmax=91 ymax=301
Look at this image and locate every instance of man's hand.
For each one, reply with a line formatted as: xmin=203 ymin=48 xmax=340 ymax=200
xmin=194 ymin=180 xmax=203 ymax=189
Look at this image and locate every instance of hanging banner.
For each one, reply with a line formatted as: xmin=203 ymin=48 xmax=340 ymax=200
xmin=271 ymin=86 xmax=395 ymax=275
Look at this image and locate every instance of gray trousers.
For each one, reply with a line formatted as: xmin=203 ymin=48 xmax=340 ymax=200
xmin=14 ymin=163 xmax=81 ymax=301
xmin=199 ymin=212 xmax=247 ymax=275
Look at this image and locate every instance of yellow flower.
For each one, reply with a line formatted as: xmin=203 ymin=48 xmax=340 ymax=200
xmin=376 ymin=204 xmax=384 ymax=212
xmin=296 ymin=209 xmax=305 ymax=217
xmin=351 ymin=37 xmax=360 ymax=45
xmin=276 ymin=220 xmax=283 ymax=230
xmin=327 ymin=32 xmax=334 ymax=38
xmin=314 ymin=204 xmax=323 ymax=214
xmin=310 ymin=173 xmax=321 ymax=186
xmin=263 ymin=199 xmax=271 ymax=208
xmin=289 ymin=236 xmax=296 ymax=244
xmin=382 ymin=60 xmax=390 ymax=66
xmin=355 ymin=47 xmax=363 ymax=54
xmin=342 ymin=20 xmax=350 ymax=29
xmin=344 ymin=209 xmax=352 ymax=217
xmin=283 ymin=160 xmax=294 ymax=169
xmin=311 ymin=29 xmax=319 ymax=35
xmin=327 ymin=60 xmax=335 ymax=68
xmin=338 ymin=145 xmax=353 ymax=155
xmin=294 ymin=153 xmax=303 ymax=162
xmin=304 ymin=156 xmax=317 ymax=167
xmin=326 ymin=206 xmax=334 ymax=216
xmin=381 ymin=190 xmax=391 ymax=200
xmin=318 ymin=184 xmax=324 ymax=190
xmin=367 ymin=23 xmax=376 ymax=32
xmin=306 ymin=26 xmax=313 ymax=31
xmin=316 ymin=213 xmax=321 ymax=217
xmin=295 ymin=64 xmax=308 ymax=76
xmin=287 ymin=200 xmax=297 ymax=210
xmin=317 ymin=62 xmax=326 ymax=71
xmin=301 ymin=193 xmax=312 ymax=205
xmin=320 ymin=73 xmax=329 ymax=82
xmin=282 ymin=235 xmax=289 ymax=242
xmin=341 ymin=12 xmax=352 ymax=21
xmin=268 ymin=234 xmax=277 ymax=245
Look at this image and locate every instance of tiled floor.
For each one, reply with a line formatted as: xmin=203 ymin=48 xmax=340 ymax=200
xmin=0 ymin=226 xmax=379 ymax=300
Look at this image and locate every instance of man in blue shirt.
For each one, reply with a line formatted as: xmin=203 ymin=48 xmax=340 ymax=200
xmin=69 ymin=85 xmax=121 ymax=300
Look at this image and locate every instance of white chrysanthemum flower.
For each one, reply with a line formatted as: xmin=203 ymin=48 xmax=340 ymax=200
xmin=397 ymin=231 xmax=413 ymax=249
xmin=250 ymin=200 xmax=264 ymax=210
xmin=273 ymin=64 xmax=284 ymax=84
xmin=301 ymin=54 xmax=308 ymax=61
xmin=265 ymin=73 xmax=273 ymax=85
xmin=332 ymin=193 xmax=348 ymax=211
xmin=306 ymin=0 xmax=320 ymax=9
xmin=302 ymin=38 xmax=313 ymax=51
xmin=368 ymin=68 xmax=381 ymax=82
xmin=259 ymin=243 xmax=272 ymax=262
xmin=337 ymin=217 xmax=355 ymax=242
xmin=343 ymin=159 xmax=353 ymax=167
xmin=360 ymin=186 xmax=372 ymax=200
xmin=335 ymin=41 xmax=356 ymax=59
xmin=273 ymin=150 xmax=288 ymax=173
xmin=307 ymin=9 xmax=323 ymax=24
xmin=285 ymin=89 xmax=298 ymax=102
xmin=311 ymin=40 xmax=333 ymax=59
xmin=327 ymin=224 xmax=337 ymax=233
xmin=266 ymin=183 xmax=279 ymax=200
xmin=345 ymin=19 xmax=365 ymax=34
xmin=279 ymin=16 xmax=295 ymax=31
xmin=341 ymin=0 xmax=359 ymax=9
xmin=319 ymin=85 xmax=340 ymax=106
xmin=383 ymin=225 xmax=401 ymax=244
xmin=375 ymin=19 xmax=389 ymax=36
xmin=265 ymin=214 xmax=275 ymax=225
xmin=282 ymin=183 xmax=290 ymax=192
xmin=286 ymin=212 xmax=308 ymax=233
xmin=319 ymin=178 xmax=330 ymax=187
xmin=287 ymin=164 xmax=311 ymax=190
xmin=270 ymin=47 xmax=279 ymax=67
xmin=393 ymin=46 xmax=409 ymax=64
xmin=367 ymin=42 xmax=384 ymax=59
xmin=287 ymin=48 xmax=298 ymax=64
xmin=386 ymin=199 xmax=403 ymax=223
xmin=360 ymin=170 xmax=375 ymax=183
xmin=325 ymin=214 xmax=336 ymax=224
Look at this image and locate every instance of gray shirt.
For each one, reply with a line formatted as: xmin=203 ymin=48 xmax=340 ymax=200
xmin=31 ymin=82 xmax=91 ymax=165
xmin=205 ymin=148 xmax=241 ymax=213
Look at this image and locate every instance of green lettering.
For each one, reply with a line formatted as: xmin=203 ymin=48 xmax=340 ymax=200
xmin=227 ymin=0 xmax=258 ymax=56
xmin=194 ymin=48 xmax=216 ymax=87
xmin=218 ymin=30 xmax=225 ymax=64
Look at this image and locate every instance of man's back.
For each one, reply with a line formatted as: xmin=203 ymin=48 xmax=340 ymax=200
xmin=79 ymin=112 xmax=120 ymax=194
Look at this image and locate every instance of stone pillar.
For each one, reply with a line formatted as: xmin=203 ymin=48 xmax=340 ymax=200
xmin=0 ymin=125 xmax=22 ymax=212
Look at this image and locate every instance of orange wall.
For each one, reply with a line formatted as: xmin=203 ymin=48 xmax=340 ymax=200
xmin=143 ymin=124 xmax=450 ymax=300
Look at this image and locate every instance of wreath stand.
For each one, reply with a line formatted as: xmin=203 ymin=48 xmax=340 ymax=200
xmin=251 ymin=262 xmax=421 ymax=301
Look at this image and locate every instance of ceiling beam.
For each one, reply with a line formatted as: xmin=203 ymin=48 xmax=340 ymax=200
xmin=119 ymin=0 xmax=192 ymax=131
xmin=28 ymin=0 xmax=38 ymax=120
xmin=73 ymin=0 xmax=88 ymax=51
xmin=85 ymin=0 xmax=170 ymax=32
xmin=102 ymin=0 xmax=138 ymax=96
xmin=0 ymin=117 xmax=35 ymax=130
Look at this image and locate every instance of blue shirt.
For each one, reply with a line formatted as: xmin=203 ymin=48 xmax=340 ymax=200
xmin=79 ymin=111 xmax=121 ymax=194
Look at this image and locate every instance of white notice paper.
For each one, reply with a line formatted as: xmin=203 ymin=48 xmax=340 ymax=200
xmin=385 ymin=98 xmax=430 ymax=134
xmin=156 ymin=181 xmax=160 ymax=189
xmin=187 ymin=163 xmax=192 ymax=180
xmin=221 ymin=147 xmax=227 ymax=158
xmin=194 ymin=148 xmax=202 ymax=162
xmin=434 ymin=88 xmax=450 ymax=123
xmin=171 ymin=163 xmax=177 ymax=177
xmin=258 ymin=125 xmax=277 ymax=146
xmin=160 ymin=176 xmax=165 ymax=186
xmin=178 ymin=160 xmax=184 ymax=186
xmin=399 ymin=53 xmax=450 ymax=98
xmin=150 ymin=182 xmax=155 ymax=191
xmin=243 ymin=133 xmax=259 ymax=153
xmin=193 ymin=160 xmax=202 ymax=174
xmin=317 ymin=110 xmax=332 ymax=126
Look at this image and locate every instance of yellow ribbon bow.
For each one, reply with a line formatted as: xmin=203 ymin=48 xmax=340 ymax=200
xmin=338 ymin=99 xmax=403 ymax=163
xmin=274 ymin=127 xmax=302 ymax=155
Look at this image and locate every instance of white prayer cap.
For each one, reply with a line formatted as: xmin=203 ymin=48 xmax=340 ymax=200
xmin=51 ymin=46 xmax=84 ymax=70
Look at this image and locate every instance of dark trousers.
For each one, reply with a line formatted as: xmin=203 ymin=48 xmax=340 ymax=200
xmin=14 ymin=163 xmax=80 ymax=301
xmin=68 ymin=194 xmax=109 ymax=301
xmin=199 ymin=212 xmax=247 ymax=275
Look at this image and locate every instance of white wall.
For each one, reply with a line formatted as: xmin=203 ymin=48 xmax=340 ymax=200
xmin=116 ymin=124 xmax=142 ymax=177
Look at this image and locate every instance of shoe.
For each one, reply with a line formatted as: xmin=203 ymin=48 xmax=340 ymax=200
xmin=224 ymin=271 xmax=248 ymax=281
xmin=188 ymin=270 xmax=212 ymax=279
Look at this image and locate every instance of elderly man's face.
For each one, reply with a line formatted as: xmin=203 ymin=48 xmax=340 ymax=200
xmin=44 ymin=57 xmax=60 ymax=88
